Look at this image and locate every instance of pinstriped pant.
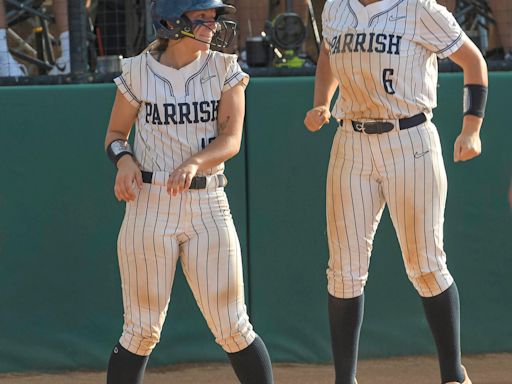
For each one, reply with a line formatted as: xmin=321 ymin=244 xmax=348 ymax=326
xmin=117 ymin=183 xmax=256 ymax=356
xmin=326 ymin=120 xmax=454 ymax=299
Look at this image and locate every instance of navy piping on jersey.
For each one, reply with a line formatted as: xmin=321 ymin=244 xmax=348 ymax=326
xmin=119 ymin=75 xmax=141 ymax=104
xmin=146 ymin=63 xmax=175 ymax=98
xmin=369 ymin=0 xmax=406 ymax=27
xmin=224 ymin=72 xmax=241 ymax=85
xmin=185 ymin=51 xmax=213 ymax=96
xmin=436 ymin=32 xmax=462 ymax=55
xmin=346 ymin=0 xmax=358 ymax=28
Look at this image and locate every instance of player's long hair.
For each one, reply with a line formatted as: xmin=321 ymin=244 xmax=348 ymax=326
xmin=142 ymin=38 xmax=169 ymax=55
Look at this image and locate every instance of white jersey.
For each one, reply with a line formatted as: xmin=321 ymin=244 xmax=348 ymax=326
xmin=114 ymin=50 xmax=249 ymax=176
xmin=322 ymin=0 xmax=465 ymax=120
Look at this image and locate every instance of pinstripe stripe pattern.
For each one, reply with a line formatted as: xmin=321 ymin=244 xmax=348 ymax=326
xmin=113 ymin=49 xmax=255 ymax=356
xmin=322 ymin=0 xmax=466 ymax=120
xmin=114 ymin=50 xmax=249 ymax=176
xmin=322 ymin=0 xmax=462 ymax=299
xmin=118 ymin=185 xmax=256 ymax=355
xmin=327 ymin=121 xmax=453 ymax=299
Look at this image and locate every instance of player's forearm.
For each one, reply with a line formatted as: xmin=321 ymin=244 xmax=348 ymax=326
xmin=182 ymin=134 xmax=241 ymax=172
xmin=450 ymin=39 xmax=488 ymax=87
xmin=449 ymin=39 xmax=488 ymax=134
xmin=104 ymin=130 xmax=130 ymax=151
xmin=313 ymin=45 xmax=338 ymax=108
xmin=462 ymin=56 xmax=487 ymax=134
xmin=104 ymin=90 xmax=138 ymax=150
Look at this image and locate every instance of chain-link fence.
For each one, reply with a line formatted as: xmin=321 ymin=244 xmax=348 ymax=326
xmin=1 ymin=0 xmax=511 ymax=85
xmin=0 ymin=0 xmax=148 ymax=84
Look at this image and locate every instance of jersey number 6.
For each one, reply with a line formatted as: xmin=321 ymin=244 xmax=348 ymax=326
xmin=383 ymin=68 xmax=396 ymax=95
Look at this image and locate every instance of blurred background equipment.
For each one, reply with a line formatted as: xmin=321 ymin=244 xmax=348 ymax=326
xmin=454 ymin=0 xmax=494 ymax=53
xmin=1 ymin=0 xmax=512 ymax=84
xmin=438 ymin=0 xmax=512 ymax=65
xmin=244 ymin=0 xmax=315 ymax=69
xmin=264 ymin=6 xmax=307 ymax=68
xmin=4 ymin=0 xmax=56 ymax=74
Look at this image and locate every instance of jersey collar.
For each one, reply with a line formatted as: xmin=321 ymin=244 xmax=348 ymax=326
xmin=146 ymin=50 xmax=208 ymax=75
xmin=350 ymin=0 xmax=401 ymax=14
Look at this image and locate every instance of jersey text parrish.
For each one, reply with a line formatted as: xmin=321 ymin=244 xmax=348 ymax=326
xmin=329 ymin=33 xmax=402 ymax=55
xmin=145 ymin=99 xmax=220 ymax=125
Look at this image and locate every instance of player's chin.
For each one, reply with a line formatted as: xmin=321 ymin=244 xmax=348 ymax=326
xmin=191 ymin=40 xmax=210 ymax=51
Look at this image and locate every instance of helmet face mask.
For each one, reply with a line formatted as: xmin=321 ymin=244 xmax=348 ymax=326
xmin=152 ymin=0 xmax=237 ymax=48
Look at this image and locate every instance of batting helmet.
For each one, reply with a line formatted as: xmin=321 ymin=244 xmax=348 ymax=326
xmin=151 ymin=0 xmax=237 ymax=47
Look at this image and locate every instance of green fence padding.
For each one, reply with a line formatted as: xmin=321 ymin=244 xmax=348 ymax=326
xmin=0 ymin=73 xmax=511 ymax=373
xmin=0 ymin=85 xmax=248 ymax=372
xmin=245 ymin=73 xmax=512 ymax=362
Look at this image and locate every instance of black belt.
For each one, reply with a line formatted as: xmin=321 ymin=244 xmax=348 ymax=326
xmin=141 ymin=171 xmax=226 ymax=189
xmin=347 ymin=113 xmax=427 ymax=134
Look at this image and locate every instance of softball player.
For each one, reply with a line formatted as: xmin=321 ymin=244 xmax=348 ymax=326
xmin=304 ymin=0 xmax=488 ymax=383
xmin=104 ymin=1 xmax=274 ymax=383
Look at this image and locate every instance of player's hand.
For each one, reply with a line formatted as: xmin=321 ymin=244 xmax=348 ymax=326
xmin=304 ymin=106 xmax=331 ymax=132
xmin=114 ymin=155 xmax=143 ymax=202
xmin=167 ymin=163 xmax=199 ymax=196
xmin=454 ymin=117 xmax=482 ymax=162
xmin=454 ymin=132 xmax=481 ymax=162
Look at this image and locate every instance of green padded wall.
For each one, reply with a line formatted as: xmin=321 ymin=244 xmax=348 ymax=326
xmin=0 ymin=84 xmax=248 ymax=372
xmin=0 ymin=73 xmax=510 ymax=373
xmin=245 ymin=73 xmax=512 ymax=362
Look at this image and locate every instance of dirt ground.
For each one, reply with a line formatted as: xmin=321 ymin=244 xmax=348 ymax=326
xmin=0 ymin=353 xmax=510 ymax=383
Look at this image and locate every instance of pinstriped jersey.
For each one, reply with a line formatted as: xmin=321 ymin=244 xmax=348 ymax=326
xmin=322 ymin=0 xmax=466 ymax=120
xmin=114 ymin=50 xmax=249 ymax=176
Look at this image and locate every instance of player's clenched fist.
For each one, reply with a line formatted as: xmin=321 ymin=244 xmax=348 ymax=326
xmin=453 ymin=117 xmax=483 ymax=162
xmin=453 ymin=132 xmax=481 ymax=162
xmin=114 ymin=155 xmax=143 ymax=202
xmin=304 ymin=105 xmax=331 ymax=132
xmin=167 ymin=162 xmax=199 ymax=196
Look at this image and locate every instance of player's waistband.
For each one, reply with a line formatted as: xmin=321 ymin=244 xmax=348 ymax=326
xmin=341 ymin=112 xmax=427 ymax=134
xmin=141 ymin=171 xmax=228 ymax=189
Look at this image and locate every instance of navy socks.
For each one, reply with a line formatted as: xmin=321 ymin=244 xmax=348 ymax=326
xmin=107 ymin=343 xmax=149 ymax=384
xmin=422 ymin=283 xmax=465 ymax=383
xmin=328 ymin=293 xmax=364 ymax=384
xmin=227 ymin=336 xmax=274 ymax=384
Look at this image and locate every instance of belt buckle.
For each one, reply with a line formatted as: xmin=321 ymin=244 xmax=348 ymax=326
xmin=355 ymin=120 xmax=394 ymax=134
xmin=354 ymin=121 xmax=367 ymax=133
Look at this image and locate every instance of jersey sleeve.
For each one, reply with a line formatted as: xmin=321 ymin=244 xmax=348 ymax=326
xmin=222 ymin=54 xmax=250 ymax=92
xmin=321 ymin=0 xmax=335 ymax=42
xmin=113 ymin=56 xmax=143 ymax=107
xmin=418 ymin=0 xmax=466 ymax=58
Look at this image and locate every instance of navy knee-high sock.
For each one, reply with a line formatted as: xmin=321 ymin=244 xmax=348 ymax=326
xmin=107 ymin=343 xmax=149 ymax=384
xmin=421 ymin=283 xmax=464 ymax=383
xmin=227 ymin=336 xmax=274 ymax=384
xmin=328 ymin=293 xmax=364 ymax=384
